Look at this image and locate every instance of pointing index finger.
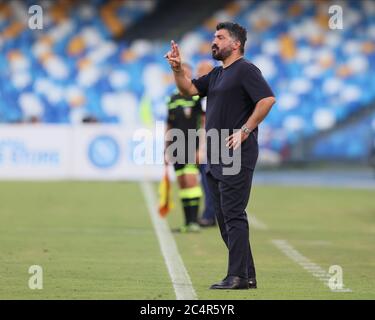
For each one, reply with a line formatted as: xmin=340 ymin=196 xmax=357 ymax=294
xmin=171 ymin=40 xmax=179 ymax=55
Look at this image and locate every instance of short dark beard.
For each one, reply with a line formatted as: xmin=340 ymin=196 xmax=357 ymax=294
xmin=212 ymin=46 xmax=232 ymax=61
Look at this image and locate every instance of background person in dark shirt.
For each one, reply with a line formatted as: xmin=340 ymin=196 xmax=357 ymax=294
xmin=165 ymin=22 xmax=276 ymax=289
xmin=165 ymin=63 xmax=204 ymax=233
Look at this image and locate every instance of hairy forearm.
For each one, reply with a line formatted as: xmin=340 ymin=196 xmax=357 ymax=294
xmin=245 ymin=96 xmax=276 ymax=131
xmin=173 ymin=69 xmax=197 ymax=96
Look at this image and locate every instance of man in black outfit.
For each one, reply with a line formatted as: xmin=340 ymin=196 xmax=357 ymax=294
xmin=165 ymin=22 xmax=276 ymax=290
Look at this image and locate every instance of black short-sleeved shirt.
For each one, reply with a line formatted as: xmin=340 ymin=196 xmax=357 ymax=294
xmin=192 ymin=58 xmax=274 ymax=179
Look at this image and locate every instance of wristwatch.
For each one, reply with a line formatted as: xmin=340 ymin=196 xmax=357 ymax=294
xmin=241 ymin=125 xmax=251 ymax=135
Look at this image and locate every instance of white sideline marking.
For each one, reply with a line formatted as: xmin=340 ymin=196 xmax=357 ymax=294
xmin=250 ymin=215 xmax=269 ymax=230
xmin=272 ymin=239 xmax=352 ymax=292
xmin=140 ymin=182 xmax=198 ymax=300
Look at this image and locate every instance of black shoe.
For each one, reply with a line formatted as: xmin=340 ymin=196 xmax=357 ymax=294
xmin=248 ymin=278 xmax=257 ymax=289
xmin=198 ymin=218 xmax=216 ymax=227
xmin=209 ymin=276 xmax=249 ymax=290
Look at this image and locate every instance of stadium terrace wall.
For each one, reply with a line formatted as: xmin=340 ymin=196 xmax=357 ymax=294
xmin=0 ymin=124 xmax=286 ymax=180
xmin=0 ymin=125 xmax=166 ymax=181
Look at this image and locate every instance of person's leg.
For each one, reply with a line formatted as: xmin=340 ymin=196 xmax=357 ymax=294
xmin=247 ymin=242 xmax=256 ymax=281
xmin=175 ymin=164 xmax=202 ymax=230
xmin=199 ymin=164 xmax=216 ymax=225
xmin=206 ymin=172 xmax=228 ymax=246
xmin=219 ymin=169 xmax=256 ymax=280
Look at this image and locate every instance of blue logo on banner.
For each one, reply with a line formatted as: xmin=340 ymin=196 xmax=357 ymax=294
xmin=88 ymin=135 xmax=120 ymax=168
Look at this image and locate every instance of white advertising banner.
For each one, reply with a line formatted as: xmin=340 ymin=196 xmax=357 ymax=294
xmin=0 ymin=125 xmax=165 ymax=181
xmin=0 ymin=125 xmax=72 ymax=179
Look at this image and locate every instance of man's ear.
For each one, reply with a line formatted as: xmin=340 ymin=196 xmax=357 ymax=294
xmin=232 ymin=39 xmax=241 ymax=51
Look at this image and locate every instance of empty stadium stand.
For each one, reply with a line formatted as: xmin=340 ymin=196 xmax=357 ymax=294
xmin=0 ymin=0 xmax=374 ymax=162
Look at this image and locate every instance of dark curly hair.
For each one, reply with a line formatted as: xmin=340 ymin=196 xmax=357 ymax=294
xmin=216 ymin=22 xmax=247 ymax=54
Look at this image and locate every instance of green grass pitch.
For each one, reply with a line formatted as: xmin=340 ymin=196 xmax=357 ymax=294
xmin=0 ymin=181 xmax=374 ymax=299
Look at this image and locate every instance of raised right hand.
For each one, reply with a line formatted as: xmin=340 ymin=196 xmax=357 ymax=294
xmin=164 ymin=40 xmax=182 ymax=72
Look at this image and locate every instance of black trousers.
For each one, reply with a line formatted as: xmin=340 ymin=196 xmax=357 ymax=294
xmin=206 ymin=168 xmax=256 ymax=279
